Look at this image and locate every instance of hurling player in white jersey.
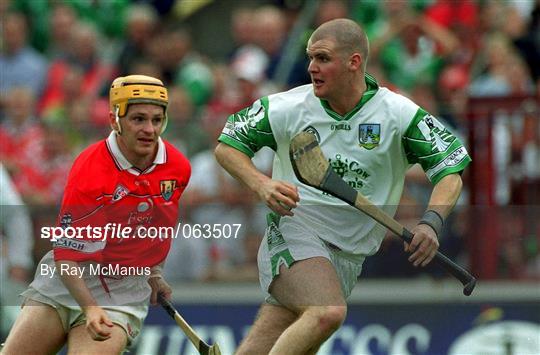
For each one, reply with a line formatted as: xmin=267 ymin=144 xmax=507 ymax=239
xmin=216 ymin=18 xmax=470 ymax=355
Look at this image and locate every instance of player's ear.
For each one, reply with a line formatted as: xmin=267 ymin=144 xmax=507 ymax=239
xmin=349 ymin=53 xmax=362 ymax=71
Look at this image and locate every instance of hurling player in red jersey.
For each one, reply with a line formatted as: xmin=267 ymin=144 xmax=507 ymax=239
xmin=2 ymin=75 xmax=191 ymax=354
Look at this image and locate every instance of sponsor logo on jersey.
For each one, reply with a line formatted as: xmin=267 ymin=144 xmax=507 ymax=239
xmin=160 ymin=180 xmax=177 ymax=201
xmin=426 ymin=147 xmax=469 ymax=180
xmin=358 ymin=124 xmax=380 ymax=149
xmin=328 ymin=154 xmax=369 ymax=190
xmin=53 ymin=238 xmax=86 ymax=251
xmin=112 ymin=184 xmax=129 ymax=202
xmin=443 ymin=147 xmax=467 ymax=166
xmin=137 ymin=201 xmax=151 ymax=212
xmin=303 ymin=125 xmax=320 ymax=142
xmin=223 ymin=120 xmax=235 ymax=136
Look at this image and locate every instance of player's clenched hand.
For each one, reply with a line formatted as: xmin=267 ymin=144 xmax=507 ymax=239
xmin=257 ymin=178 xmax=299 ymax=216
xmin=405 ymin=224 xmax=439 ymax=267
xmin=148 ymin=276 xmax=172 ymax=306
xmin=84 ymin=306 xmax=114 ymax=341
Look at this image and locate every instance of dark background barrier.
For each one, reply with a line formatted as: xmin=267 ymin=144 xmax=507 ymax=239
xmin=132 ymin=281 xmax=540 ymax=355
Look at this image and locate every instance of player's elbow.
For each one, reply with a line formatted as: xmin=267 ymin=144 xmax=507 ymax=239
xmin=214 ymin=143 xmax=227 ymax=164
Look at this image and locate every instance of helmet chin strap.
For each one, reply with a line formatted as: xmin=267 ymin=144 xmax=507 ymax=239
xmin=160 ymin=113 xmax=168 ymax=134
xmin=114 ymin=106 xmax=122 ymax=135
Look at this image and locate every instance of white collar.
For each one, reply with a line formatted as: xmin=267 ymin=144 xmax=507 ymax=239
xmin=106 ymin=131 xmax=166 ymax=172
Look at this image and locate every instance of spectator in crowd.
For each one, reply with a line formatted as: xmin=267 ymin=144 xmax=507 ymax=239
xmin=169 ymin=29 xmax=215 ymax=108
xmin=206 ymin=64 xmax=238 ymax=114
xmin=229 ymin=43 xmax=271 ymax=94
xmin=116 ymin=4 xmax=159 ymax=76
xmin=469 ymin=33 xmax=535 ymax=97
xmin=289 ymin=0 xmax=350 ymax=88
xmin=46 ymin=3 xmax=78 ymax=60
xmin=4 ymin=1 xmax=76 ymax=57
xmin=0 ymin=87 xmax=45 ymax=181
xmin=7 ymin=0 xmax=50 ymax=53
xmin=38 ymin=22 xmax=113 ymax=118
xmin=149 ymin=27 xmax=214 ymax=108
xmin=0 ymin=12 xmax=48 ymax=106
xmin=64 ymin=98 xmax=101 ymax=153
xmin=436 ymin=64 xmax=470 ymax=130
xmin=229 ymin=6 xmax=258 ymax=58
xmin=477 ymin=0 xmax=504 ymax=34
xmin=163 ymin=85 xmax=207 ymax=157
xmin=315 ymin=0 xmax=348 ymax=27
xmin=254 ymin=5 xmax=288 ymax=84
xmin=0 ymin=87 xmax=73 ymax=207
xmin=0 ymin=163 xmax=34 ymax=339
xmin=68 ymin=0 xmax=129 ymax=40
xmin=128 ymin=60 xmax=162 ymax=80
xmin=230 ymin=53 xmax=274 ymax=110
xmin=20 ymin=124 xmax=73 ymax=206
xmin=468 ymin=27 xmax=536 ymax=206
xmin=40 ymin=64 xmax=86 ymax=124
xmin=371 ymin=2 xmax=459 ymax=92
xmin=423 ymin=0 xmax=479 ymax=67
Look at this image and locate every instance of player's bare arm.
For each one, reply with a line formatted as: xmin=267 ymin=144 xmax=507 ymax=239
xmin=214 ymin=143 xmax=299 ymax=216
xmin=148 ymin=263 xmax=172 ymax=305
xmin=55 ymin=260 xmax=114 ymax=340
xmin=406 ymin=173 xmax=463 ymax=267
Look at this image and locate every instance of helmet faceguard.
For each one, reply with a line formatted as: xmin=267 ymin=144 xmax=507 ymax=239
xmin=109 ymin=75 xmax=168 ymax=134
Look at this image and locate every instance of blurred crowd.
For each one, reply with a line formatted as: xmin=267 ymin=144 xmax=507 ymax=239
xmin=1 ymin=0 xmax=539 ymax=286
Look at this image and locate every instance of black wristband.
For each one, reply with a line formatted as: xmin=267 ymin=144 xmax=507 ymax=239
xmin=419 ymin=210 xmax=444 ymax=237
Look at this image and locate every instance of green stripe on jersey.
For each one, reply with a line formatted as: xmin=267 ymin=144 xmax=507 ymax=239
xmin=218 ymin=96 xmax=277 ymax=156
xmin=403 ymin=108 xmax=471 ymax=184
xmin=319 ymin=73 xmax=379 ymax=121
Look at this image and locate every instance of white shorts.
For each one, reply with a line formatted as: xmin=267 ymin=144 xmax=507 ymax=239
xmin=20 ymin=251 xmax=150 ymax=346
xmin=258 ymin=213 xmax=366 ymax=305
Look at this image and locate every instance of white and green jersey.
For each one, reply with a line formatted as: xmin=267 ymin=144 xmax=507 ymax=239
xmin=218 ymin=74 xmax=471 ymax=255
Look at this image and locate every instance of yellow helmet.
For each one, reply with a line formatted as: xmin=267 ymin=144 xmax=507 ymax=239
xmin=109 ymin=75 xmax=168 ymax=133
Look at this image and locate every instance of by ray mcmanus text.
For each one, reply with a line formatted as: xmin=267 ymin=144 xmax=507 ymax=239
xmin=40 ymin=223 xmax=243 ymax=241
xmin=40 ymin=262 xmax=151 ymax=278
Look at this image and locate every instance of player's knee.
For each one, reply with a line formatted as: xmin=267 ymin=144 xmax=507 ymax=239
xmin=310 ymin=305 xmax=347 ymax=335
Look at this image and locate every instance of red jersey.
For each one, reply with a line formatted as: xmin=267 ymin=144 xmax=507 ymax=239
xmin=53 ymin=132 xmax=191 ymax=267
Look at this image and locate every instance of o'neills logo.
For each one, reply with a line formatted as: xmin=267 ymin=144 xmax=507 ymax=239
xmin=160 ymin=180 xmax=177 ymax=201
